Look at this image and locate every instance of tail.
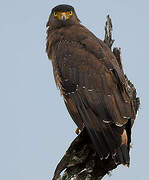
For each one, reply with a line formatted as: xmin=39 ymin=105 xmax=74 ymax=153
xmin=113 ymin=144 xmax=130 ymax=166
xmin=86 ymin=126 xmax=130 ymax=166
xmin=113 ymin=128 xmax=130 ymax=166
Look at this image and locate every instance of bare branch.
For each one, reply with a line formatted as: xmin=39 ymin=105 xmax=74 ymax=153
xmin=104 ymin=15 xmax=115 ymax=49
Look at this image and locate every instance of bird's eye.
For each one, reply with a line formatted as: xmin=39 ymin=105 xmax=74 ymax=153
xmin=54 ymin=12 xmax=57 ymax=16
xmin=69 ymin=11 xmax=72 ymax=15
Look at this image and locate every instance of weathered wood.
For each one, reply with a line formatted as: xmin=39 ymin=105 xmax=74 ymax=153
xmin=52 ymin=15 xmax=140 ymax=180
xmin=104 ymin=15 xmax=115 ymax=49
xmin=52 ymin=129 xmax=117 ymax=180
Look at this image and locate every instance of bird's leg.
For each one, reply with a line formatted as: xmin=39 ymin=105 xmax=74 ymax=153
xmin=121 ymin=129 xmax=128 ymax=145
xmin=75 ymin=127 xmax=80 ymax=135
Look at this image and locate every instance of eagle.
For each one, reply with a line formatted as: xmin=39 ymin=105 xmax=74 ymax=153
xmin=46 ymin=4 xmax=138 ymax=166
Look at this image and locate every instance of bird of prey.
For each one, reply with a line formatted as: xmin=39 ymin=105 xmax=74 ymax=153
xmin=46 ymin=4 xmax=138 ymax=166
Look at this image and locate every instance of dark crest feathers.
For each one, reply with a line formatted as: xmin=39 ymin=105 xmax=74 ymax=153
xmin=52 ymin=4 xmax=74 ymax=13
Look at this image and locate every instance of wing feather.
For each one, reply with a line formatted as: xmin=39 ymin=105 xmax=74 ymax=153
xmin=51 ymin=27 xmax=134 ymax=157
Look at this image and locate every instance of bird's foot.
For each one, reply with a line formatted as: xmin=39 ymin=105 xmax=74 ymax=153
xmin=75 ymin=128 xmax=80 ymax=135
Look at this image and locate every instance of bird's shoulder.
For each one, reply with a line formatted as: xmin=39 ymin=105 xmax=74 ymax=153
xmin=55 ymin=24 xmax=126 ymax=85
xmin=48 ymin=24 xmax=128 ymax=92
xmin=51 ymin=24 xmax=120 ymax=68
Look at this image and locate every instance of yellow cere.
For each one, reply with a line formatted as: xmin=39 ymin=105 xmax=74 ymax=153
xmin=54 ymin=11 xmax=73 ymax=20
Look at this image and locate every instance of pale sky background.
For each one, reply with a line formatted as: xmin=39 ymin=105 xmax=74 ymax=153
xmin=0 ymin=0 xmax=148 ymax=180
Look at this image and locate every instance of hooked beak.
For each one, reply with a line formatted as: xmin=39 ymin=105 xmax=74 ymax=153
xmin=61 ymin=13 xmax=67 ymax=21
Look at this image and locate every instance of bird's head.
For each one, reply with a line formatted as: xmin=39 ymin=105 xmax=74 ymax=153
xmin=46 ymin=4 xmax=80 ymax=29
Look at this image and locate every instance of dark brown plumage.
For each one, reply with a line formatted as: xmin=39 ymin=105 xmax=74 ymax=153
xmin=46 ymin=4 xmax=137 ymax=165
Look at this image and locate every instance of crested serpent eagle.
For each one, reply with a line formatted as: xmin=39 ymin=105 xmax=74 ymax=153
xmin=46 ymin=4 xmax=138 ymax=166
